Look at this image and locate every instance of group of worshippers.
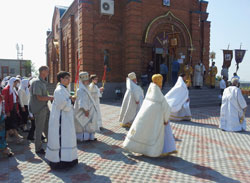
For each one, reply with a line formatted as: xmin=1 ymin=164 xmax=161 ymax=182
xmin=119 ymin=72 xmax=191 ymax=157
xmin=0 ymin=75 xmax=35 ymax=157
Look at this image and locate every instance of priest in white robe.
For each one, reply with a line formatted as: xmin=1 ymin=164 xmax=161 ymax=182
xmin=220 ymin=78 xmax=247 ymax=132
xmin=165 ymin=74 xmax=192 ymax=121
xmin=74 ymin=72 xmax=99 ymax=142
xmin=89 ymin=74 xmax=104 ymax=130
xmin=46 ymin=71 xmax=78 ymax=170
xmin=123 ymin=74 xmax=177 ymax=157
xmin=193 ymin=61 xmax=206 ymax=88
xmin=119 ymin=72 xmax=144 ymax=128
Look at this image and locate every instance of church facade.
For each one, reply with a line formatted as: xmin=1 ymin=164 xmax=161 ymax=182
xmin=47 ymin=0 xmax=210 ymax=85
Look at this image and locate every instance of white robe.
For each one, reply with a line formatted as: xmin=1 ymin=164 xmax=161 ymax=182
xmin=119 ymin=78 xmax=144 ymax=125
xmin=220 ymin=86 xmax=247 ymax=131
xmin=74 ymin=83 xmax=98 ymax=141
xmin=123 ymin=83 xmax=176 ymax=157
xmin=194 ymin=64 xmax=206 ymax=87
xmin=46 ymin=85 xmax=78 ymax=163
xmin=165 ymin=77 xmax=191 ymax=121
xmin=89 ymin=83 xmax=103 ymax=129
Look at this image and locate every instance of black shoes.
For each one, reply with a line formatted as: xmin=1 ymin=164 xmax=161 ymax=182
xmin=36 ymin=149 xmax=46 ymax=155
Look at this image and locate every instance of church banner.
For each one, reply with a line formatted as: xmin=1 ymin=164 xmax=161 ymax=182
xmin=235 ymin=49 xmax=246 ymax=63
xmin=223 ymin=50 xmax=233 ymax=68
xmin=235 ymin=49 xmax=246 ymax=72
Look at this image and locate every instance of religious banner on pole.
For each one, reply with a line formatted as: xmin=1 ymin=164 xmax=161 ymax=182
xmin=235 ymin=49 xmax=246 ymax=72
xmin=222 ymin=50 xmax=233 ymax=68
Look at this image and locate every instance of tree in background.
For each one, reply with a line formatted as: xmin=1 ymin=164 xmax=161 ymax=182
xmin=23 ymin=60 xmax=38 ymax=77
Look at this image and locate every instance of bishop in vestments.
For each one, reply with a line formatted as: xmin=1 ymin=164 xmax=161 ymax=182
xmin=123 ymin=74 xmax=176 ymax=157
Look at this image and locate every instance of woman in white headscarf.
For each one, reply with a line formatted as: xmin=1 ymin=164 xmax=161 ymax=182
xmin=1 ymin=77 xmax=23 ymax=143
xmin=18 ymin=79 xmax=30 ymax=132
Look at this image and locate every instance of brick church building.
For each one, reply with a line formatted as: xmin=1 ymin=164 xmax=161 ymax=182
xmin=47 ymin=0 xmax=210 ymax=88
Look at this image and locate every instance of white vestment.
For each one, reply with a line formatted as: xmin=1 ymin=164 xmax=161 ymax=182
xmin=46 ymin=85 xmax=78 ymax=163
xmin=74 ymin=82 xmax=98 ymax=141
xmin=89 ymin=83 xmax=103 ymax=129
xmin=194 ymin=64 xmax=206 ymax=87
xmin=119 ymin=78 xmax=144 ymax=125
xmin=123 ymin=83 xmax=176 ymax=157
xmin=165 ymin=76 xmax=191 ymax=121
xmin=220 ymin=86 xmax=247 ymax=131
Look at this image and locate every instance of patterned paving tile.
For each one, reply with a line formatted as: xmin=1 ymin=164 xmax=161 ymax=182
xmin=0 ymin=102 xmax=249 ymax=183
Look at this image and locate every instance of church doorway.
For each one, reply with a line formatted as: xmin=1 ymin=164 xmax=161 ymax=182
xmin=152 ymin=32 xmax=177 ymax=84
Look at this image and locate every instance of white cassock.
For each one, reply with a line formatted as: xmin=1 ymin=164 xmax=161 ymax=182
xmin=119 ymin=78 xmax=144 ymax=126
xmin=194 ymin=64 xmax=206 ymax=87
xmin=74 ymin=82 xmax=98 ymax=141
xmin=123 ymin=83 xmax=176 ymax=157
xmin=46 ymin=84 xmax=78 ymax=163
xmin=165 ymin=76 xmax=192 ymax=121
xmin=220 ymin=86 xmax=247 ymax=131
xmin=89 ymin=83 xmax=103 ymax=129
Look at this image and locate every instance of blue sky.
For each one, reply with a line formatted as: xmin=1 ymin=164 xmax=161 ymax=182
xmin=208 ymin=0 xmax=250 ymax=81
xmin=0 ymin=0 xmax=249 ymax=81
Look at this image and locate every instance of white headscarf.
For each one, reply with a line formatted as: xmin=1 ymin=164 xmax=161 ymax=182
xmin=7 ymin=77 xmax=18 ymax=103
xmin=19 ymin=79 xmax=30 ymax=96
xmin=1 ymin=76 xmax=10 ymax=88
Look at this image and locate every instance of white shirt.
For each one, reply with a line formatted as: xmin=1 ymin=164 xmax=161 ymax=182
xmin=220 ymin=80 xmax=226 ymax=89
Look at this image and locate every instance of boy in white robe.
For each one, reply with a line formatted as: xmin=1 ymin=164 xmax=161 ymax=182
xmin=123 ymin=74 xmax=177 ymax=157
xmin=119 ymin=72 xmax=144 ymax=127
xmin=74 ymin=72 xmax=99 ymax=141
xmin=220 ymin=78 xmax=247 ymax=132
xmin=46 ymin=71 xmax=78 ymax=170
xmin=89 ymin=74 xmax=104 ymax=130
xmin=165 ymin=74 xmax=192 ymax=121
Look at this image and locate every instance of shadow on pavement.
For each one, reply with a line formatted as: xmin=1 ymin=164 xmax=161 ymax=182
xmin=127 ymin=155 xmax=240 ymax=183
xmin=100 ymin=128 xmax=126 ymax=141
xmin=171 ymin=121 xmax=218 ymax=129
xmin=78 ymin=141 xmax=137 ymax=166
xmin=48 ymin=163 xmax=111 ymax=182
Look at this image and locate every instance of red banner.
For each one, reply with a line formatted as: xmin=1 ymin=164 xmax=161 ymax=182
xmin=223 ymin=50 xmax=233 ymax=68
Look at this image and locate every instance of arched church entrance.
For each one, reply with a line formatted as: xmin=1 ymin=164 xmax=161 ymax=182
xmin=144 ymin=11 xmax=193 ymax=84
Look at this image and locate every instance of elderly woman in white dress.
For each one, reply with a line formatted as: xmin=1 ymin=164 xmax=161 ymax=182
xmin=89 ymin=74 xmax=104 ymax=130
xmin=74 ymin=72 xmax=99 ymax=142
xmin=45 ymin=71 xmax=78 ymax=170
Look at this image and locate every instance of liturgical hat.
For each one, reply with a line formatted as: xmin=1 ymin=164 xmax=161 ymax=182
xmin=128 ymin=72 xmax=136 ymax=80
xmin=79 ymin=72 xmax=89 ymax=81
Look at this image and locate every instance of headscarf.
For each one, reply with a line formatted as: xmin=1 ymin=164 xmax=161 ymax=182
xmin=7 ymin=77 xmax=18 ymax=103
xmin=19 ymin=79 xmax=30 ymax=96
xmin=1 ymin=76 xmax=11 ymax=88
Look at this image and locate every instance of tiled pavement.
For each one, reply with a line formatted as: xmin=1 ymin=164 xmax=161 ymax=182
xmin=1 ymin=102 xmax=250 ymax=183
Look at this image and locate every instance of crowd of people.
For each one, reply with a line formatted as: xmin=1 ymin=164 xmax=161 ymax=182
xmin=0 ymin=63 xmax=248 ymax=170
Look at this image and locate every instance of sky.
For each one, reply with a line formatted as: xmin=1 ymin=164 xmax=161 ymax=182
xmin=0 ymin=0 xmax=249 ymax=81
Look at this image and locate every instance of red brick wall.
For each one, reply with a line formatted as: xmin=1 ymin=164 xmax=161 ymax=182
xmin=47 ymin=0 xmax=210 ymax=83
